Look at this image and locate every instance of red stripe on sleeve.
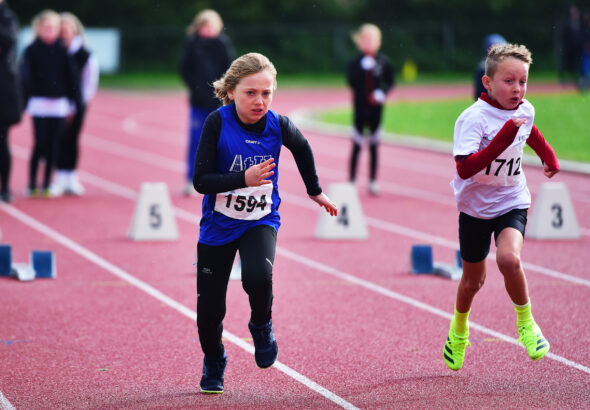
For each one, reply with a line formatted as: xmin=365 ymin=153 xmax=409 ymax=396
xmin=455 ymin=119 xmax=519 ymax=179
xmin=526 ymin=125 xmax=559 ymax=171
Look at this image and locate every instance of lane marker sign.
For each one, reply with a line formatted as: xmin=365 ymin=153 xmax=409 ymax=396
xmin=527 ymin=182 xmax=580 ymax=240
xmin=128 ymin=182 xmax=179 ymax=241
xmin=315 ymin=182 xmax=368 ymax=240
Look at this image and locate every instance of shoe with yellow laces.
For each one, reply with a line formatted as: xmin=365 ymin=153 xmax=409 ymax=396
xmin=517 ymin=321 xmax=550 ymax=360
xmin=443 ymin=322 xmax=471 ymax=371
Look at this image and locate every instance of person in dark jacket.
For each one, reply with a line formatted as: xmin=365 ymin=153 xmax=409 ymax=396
xmin=49 ymin=12 xmax=99 ymax=197
xmin=20 ymin=9 xmax=82 ymax=198
xmin=0 ymin=0 xmax=22 ymax=202
xmin=179 ymin=9 xmax=234 ymax=196
xmin=347 ymin=23 xmax=394 ymax=195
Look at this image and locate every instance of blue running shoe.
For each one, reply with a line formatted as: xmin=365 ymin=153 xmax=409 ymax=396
xmin=248 ymin=319 xmax=278 ymax=369
xmin=200 ymin=353 xmax=227 ymax=394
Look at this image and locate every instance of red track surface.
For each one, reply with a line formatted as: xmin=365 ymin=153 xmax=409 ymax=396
xmin=1 ymin=84 xmax=589 ymax=409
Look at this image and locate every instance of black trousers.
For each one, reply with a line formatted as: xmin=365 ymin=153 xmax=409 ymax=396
xmin=0 ymin=125 xmax=10 ymax=194
xmin=350 ymin=104 xmax=383 ymax=182
xmin=196 ymin=224 xmax=277 ymax=359
xmin=57 ymin=107 xmax=86 ymax=170
xmin=29 ymin=117 xmax=65 ymax=190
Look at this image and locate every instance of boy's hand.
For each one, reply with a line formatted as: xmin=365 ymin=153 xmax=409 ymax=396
xmin=543 ymin=163 xmax=559 ymax=179
xmin=512 ymin=118 xmax=527 ymax=127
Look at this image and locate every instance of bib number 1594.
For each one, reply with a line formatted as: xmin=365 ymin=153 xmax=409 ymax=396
xmin=224 ymin=193 xmax=267 ymax=213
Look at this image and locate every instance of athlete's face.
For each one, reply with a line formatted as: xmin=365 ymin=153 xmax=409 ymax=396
xmin=483 ymin=57 xmax=529 ymax=110
xmin=228 ymin=70 xmax=275 ymax=124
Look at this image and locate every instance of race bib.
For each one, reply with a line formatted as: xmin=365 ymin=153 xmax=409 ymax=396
xmin=473 ymin=142 xmax=525 ymax=187
xmin=214 ymin=184 xmax=273 ymax=220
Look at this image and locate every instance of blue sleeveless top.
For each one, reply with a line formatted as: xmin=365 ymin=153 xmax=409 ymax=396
xmin=198 ymin=104 xmax=283 ymax=245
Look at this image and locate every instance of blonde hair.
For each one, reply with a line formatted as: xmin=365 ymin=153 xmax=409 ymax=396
xmin=186 ymin=9 xmax=223 ymax=35
xmin=485 ymin=43 xmax=532 ymax=78
xmin=352 ymin=23 xmax=382 ymax=48
xmin=32 ymin=9 xmax=60 ymax=36
xmin=60 ymin=12 xmax=86 ymax=43
xmin=213 ymin=53 xmax=277 ymax=106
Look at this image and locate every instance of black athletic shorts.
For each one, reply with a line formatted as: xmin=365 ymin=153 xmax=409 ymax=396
xmin=458 ymin=208 xmax=528 ymax=263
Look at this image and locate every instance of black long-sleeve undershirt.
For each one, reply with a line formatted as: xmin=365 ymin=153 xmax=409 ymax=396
xmin=193 ymin=105 xmax=322 ymax=196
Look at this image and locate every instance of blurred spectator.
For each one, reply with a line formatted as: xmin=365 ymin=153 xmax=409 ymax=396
xmin=557 ymin=4 xmax=583 ymax=85
xmin=580 ymin=10 xmax=590 ymax=91
xmin=0 ymin=0 xmax=22 ymax=202
xmin=20 ymin=10 xmax=82 ymax=198
xmin=474 ymin=34 xmax=506 ymax=100
xmin=50 ymin=12 xmax=99 ymax=197
xmin=347 ymin=23 xmax=394 ymax=196
xmin=179 ymin=9 xmax=234 ymax=196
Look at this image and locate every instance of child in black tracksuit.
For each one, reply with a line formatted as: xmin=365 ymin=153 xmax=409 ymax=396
xmin=20 ymin=10 xmax=82 ymax=197
xmin=49 ymin=12 xmax=99 ymax=197
xmin=347 ymin=23 xmax=394 ymax=195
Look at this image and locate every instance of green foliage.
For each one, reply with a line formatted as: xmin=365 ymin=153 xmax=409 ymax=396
xmin=319 ymin=92 xmax=590 ymax=163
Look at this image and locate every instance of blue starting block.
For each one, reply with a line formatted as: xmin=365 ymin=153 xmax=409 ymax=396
xmin=0 ymin=244 xmax=12 ymax=277
xmin=410 ymin=244 xmax=434 ymax=274
xmin=411 ymin=245 xmax=463 ymax=280
xmin=31 ymin=250 xmax=56 ymax=278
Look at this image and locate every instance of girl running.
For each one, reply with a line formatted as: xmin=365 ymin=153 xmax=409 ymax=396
xmin=193 ymin=52 xmax=337 ymax=393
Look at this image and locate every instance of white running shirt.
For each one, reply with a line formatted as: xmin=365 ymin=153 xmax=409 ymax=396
xmin=451 ymin=98 xmax=534 ymax=219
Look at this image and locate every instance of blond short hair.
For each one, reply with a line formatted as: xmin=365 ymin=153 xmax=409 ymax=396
xmin=213 ymin=53 xmax=277 ymax=106
xmin=186 ymin=9 xmax=223 ymax=35
xmin=485 ymin=43 xmax=533 ymax=78
xmin=352 ymin=23 xmax=382 ymax=48
xmin=32 ymin=9 xmax=60 ymax=36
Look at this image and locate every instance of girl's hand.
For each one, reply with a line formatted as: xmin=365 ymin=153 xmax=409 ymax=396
xmin=543 ymin=163 xmax=559 ymax=179
xmin=512 ymin=118 xmax=527 ymax=127
xmin=245 ymin=158 xmax=275 ymax=187
xmin=309 ymin=193 xmax=338 ymax=216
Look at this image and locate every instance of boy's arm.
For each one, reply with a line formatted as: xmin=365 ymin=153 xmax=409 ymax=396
xmin=455 ymin=119 xmax=519 ymax=179
xmin=526 ymin=125 xmax=559 ymax=172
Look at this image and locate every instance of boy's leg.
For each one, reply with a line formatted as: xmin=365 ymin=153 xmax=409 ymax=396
xmin=444 ymin=212 xmax=491 ymax=370
xmin=239 ymin=225 xmax=278 ymax=368
xmin=494 ymin=209 xmax=549 ymax=360
xmin=495 ymin=227 xmax=528 ymax=305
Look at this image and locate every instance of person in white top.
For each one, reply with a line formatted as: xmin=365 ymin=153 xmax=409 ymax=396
xmin=50 ymin=12 xmax=99 ymax=196
xmin=443 ymin=44 xmax=560 ymax=371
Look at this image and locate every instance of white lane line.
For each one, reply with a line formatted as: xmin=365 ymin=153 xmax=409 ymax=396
xmin=275 ymin=247 xmax=590 ymax=375
xmin=0 ymin=203 xmax=358 ymax=410
xmin=10 ymin=143 xmax=590 ymax=286
xmin=0 ymin=391 xmax=16 ymax=410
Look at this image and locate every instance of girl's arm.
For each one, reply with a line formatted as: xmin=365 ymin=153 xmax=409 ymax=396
xmin=526 ymin=125 xmax=560 ymax=178
xmin=455 ymin=119 xmax=521 ymax=179
xmin=192 ymin=111 xmax=247 ymax=194
xmin=280 ymin=115 xmax=337 ymax=216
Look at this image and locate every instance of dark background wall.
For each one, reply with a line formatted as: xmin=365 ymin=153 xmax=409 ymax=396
xmin=9 ymin=0 xmax=590 ymax=73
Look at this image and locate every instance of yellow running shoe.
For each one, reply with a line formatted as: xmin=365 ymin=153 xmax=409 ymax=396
xmin=517 ymin=322 xmax=550 ymax=360
xmin=443 ymin=322 xmax=471 ymax=371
